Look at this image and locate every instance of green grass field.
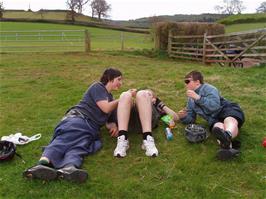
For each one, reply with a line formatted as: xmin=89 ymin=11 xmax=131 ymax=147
xmin=1 ymin=21 xmax=266 ymax=53
xmin=225 ymin=22 xmax=266 ymax=33
xmin=218 ymin=13 xmax=266 ymax=25
xmin=0 ymin=51 xmax=266 ymax=198
xmin=0 ymin=22 xmax=152 ymax=52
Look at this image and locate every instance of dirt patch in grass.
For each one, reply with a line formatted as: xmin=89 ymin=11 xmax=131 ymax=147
xmin=242 ymin=58 xmax=262 ymax=68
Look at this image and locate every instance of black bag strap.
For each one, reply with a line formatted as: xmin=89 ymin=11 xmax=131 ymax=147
xmin=15 ymin=152 xmax=25 ymax=163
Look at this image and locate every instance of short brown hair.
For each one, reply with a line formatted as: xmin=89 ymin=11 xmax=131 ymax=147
xmin=100 ymin=68 xmax=122 ymax=85
xmin=185 ymin=71 xmax=204 ymax=84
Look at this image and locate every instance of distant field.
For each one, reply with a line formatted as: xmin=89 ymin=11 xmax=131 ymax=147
xmin=1 ymin=20 xmax=265 ymax=52
xmin=218 ymin=13 xmax=266 ymax=25
xmin=0 ymin=22 xmax=153 ymax=52
xmin=225 ymin=22 xmax=266 ymax=33
xmin=3 ymin=10 xmax=97 ymax=23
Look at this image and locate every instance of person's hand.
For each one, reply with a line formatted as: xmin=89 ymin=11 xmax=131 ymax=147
xmin=106 ymin=122 xmax=119 ymax=137
xmin=128 ymin=89 xmax=137 ymax=97
xmin=177 ymin=108 xmax=187 ymax=119
xmin=186 ymin=90 xmax=200 ymax=100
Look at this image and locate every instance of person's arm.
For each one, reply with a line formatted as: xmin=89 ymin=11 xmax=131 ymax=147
xmin=191 ymin=85 xmax=221 ymax=114
xmin=106 ymin=122 xmax=118 ymax=137
xmin=96 ymin=99 xmax=119 ymax=114
xmin=153 ymin=96 xmax=178 ymax=121
xmin=178 ymin=99 xmax=197 ymax=124
xmin=162 ymin=105 xmax=179 ymax=121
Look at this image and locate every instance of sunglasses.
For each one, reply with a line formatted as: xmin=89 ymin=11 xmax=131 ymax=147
xmin=184 ymin=79 xmax=193 ymax=84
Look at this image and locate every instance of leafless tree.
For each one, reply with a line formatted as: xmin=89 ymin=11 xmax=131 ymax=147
xmin=214 ymin=0 xmax=245 ymax=14
xmin=90 ymin=0 xmax=111 ymax=20
xmin=233 ymin=0 xmax=246 ymax=14
xmin=149 ymin=16 xmax=164 ymax=24
xmin=0 ymin=1 xmax=4 ymax=18
xmin=256 ymin=1 xmax=266 ymax=13
xmin=214 ymin=5 xmax=224 ymax=14
xmin=66 ymin=0 xmax=78 ymax=21
xmin=76 ymin=0 xmax=90 ymax=14
xmin=38 ymin=9 xmax=45 ymax=19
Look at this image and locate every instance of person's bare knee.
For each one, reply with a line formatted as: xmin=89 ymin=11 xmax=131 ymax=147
xmin=213 ymin=122 xmax=224 ymax=130
xmin=136 ymin=90 xmax=152 ymax=104
xmin=224 ymin=117 xmax=238 ymax=126
xmin=224 ymin=117 xmax=239 ymax=138
xmin=119 ymin=91 xmax=133 ymax=105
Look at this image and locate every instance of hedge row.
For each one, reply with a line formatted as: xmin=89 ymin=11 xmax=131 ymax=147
xmin=153 ymin=22 xmax=225 ymax=50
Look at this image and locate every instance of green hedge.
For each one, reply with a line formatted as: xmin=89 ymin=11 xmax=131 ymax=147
xmin=218 ymin=13 xmax=266 ymax=25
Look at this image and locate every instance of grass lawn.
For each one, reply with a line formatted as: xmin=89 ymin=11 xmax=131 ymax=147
xmin=0 ymin=51 xmax=265 ymax=198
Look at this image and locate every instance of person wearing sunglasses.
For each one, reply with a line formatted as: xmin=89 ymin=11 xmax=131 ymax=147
xmin=113 ymin=89 xmax=178 ymax=158
xmin=23 ymin=68 xmax=123 ymax=183
xmin=177 ymin=71 xmax=245 ymax=160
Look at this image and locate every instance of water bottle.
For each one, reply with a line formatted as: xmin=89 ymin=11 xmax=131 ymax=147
xmin=165 ymin=127 xmax=173 ymax=140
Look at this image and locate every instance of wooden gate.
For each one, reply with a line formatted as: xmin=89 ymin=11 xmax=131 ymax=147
xmin=168 ymin=29 xmax=266 ymax=67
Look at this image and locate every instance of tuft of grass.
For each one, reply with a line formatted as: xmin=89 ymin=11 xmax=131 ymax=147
xmin=0 ymin=52 xmax=266 ymax=198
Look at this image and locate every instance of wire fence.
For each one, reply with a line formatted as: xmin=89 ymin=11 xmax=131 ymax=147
xmin=0 ymin=30 xmax=153 ymax=53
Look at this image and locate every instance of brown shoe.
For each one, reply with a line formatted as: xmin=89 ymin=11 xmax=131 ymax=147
xmin=57 ymin=166 xmax=88 ymax=183
xmin=216 ymin=148 xmax=241 ymax=161
xmin=23 ymin=165 xmax=57 ymax=181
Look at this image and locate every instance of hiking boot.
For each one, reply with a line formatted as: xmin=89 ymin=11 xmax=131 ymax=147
xmin=141 ymin=135 xmax=158 ymax=157
xmin=23 ymin=165 xmax=57 ymax=181
xmin=57 ymin=166 xmax=88 ymax=183
xmin=216 ymin=148 xmax=241 ymax=161
xmin=113 ymin=135 xmax=129 ymax=158
xmin=212 ymin=127 xmax=232 ymax=149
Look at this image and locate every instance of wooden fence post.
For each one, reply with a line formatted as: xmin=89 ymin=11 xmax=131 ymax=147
xmin=168 ymin=30 xmax=173 ymax=56
xmin=120 ymin=32 xmax=124 ymax=51
xmin=202 ymin=32 xmax=207 ymax=64
xmin=154 ymin=30 xmax=160 ymax=50
xmin=84 ymin=30 xmax=91 ymax=53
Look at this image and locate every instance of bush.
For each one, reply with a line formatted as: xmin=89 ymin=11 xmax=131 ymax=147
xmin=153 ymin=22 xmax=225 ymax=50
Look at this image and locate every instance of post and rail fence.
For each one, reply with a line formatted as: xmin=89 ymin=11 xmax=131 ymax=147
xmin=0 ymin=30 xmax=90 ymax=53
xmin=168 ymin=28 xmax=266 ymax=67
xmin=0 ymin=29 xmax=152 ymax=53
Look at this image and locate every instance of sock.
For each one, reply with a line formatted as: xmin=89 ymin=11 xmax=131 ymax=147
xmin=118 ymin=130 xmax=128 ymax=140
xmin=38 ymin=159 xmax=50 ymax=166
xmin=143 ymin=132 xmax=152 ymax=140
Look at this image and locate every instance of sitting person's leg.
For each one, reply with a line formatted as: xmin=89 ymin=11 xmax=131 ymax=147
xmin=136 ymin=90 xmax=152 ymax=133
xmin=136 ymin=90 xmax=158 ymax=157
xmin=212 ymin=121 xmax=233 ymax=149
xmin=212 ymin=102 xmax=244 ymax=148
xmin=117 ymin=91 xmax=134 ymax=136
xmin=212 ymin=117 xmax=242 ymax=160
xmin=223 ymin=117 xmax=239 ymax=138
xmin=114 ymin=91 xmax=133 ymax=157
